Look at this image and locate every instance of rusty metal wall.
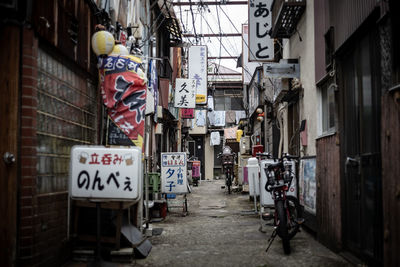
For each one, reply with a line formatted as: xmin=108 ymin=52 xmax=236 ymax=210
xmin=329 ymin=0 xmax=378 ymax=50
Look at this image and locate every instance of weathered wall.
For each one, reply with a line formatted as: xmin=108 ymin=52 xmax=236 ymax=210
xmin=381 ymin=9 xmax=400 ymax=267
xmin=316 ymin=134 xmax=342 ymax=251
xmin=283 ymin=0 xmax=317 ymax=157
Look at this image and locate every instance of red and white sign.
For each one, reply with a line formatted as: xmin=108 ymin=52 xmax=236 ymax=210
xmin=69 ymin=146 xmax=142 ymax=200
xmin=119 ymin=31 xmax=128 ymax=46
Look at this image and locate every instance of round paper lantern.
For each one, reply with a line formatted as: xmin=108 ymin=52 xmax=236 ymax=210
xmin=91 ymin=30 xmax=115 ymax=56
xmin=111 ymin=44 xmax=129 ymax=56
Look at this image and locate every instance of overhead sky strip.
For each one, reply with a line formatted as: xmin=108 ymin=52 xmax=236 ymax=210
xmin=198 ymin=11 xmax=254 ymax=79
xmin=172 ymin=1 xmax=248 ymax=6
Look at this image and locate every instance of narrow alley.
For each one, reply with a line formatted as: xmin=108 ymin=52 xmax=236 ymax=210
xmin=134 ymin=180 xmax=351 ymax=267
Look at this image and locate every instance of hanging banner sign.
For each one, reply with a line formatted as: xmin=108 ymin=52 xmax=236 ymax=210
xmin=188 ymin=46 xmax=208 ymax=104
xmin=98 ymin=55 xmax=147 ymax=149
xmin=248 ymin=0 xmax=274 ymax=61
xmin=161 ymin=152 xmax=188 ymax=194
xmin=69 ymin=146 xmax=142 ymax=200
xmin=174 ymin=78 xmax=196 ymax=108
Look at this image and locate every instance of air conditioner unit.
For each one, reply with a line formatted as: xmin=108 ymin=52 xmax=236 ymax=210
xmin=240 ymin=136 xmax=251 ymax=155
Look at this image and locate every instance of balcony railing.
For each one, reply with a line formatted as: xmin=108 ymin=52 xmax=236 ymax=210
xmin=270 ymin=0 xmax=306 ymax=38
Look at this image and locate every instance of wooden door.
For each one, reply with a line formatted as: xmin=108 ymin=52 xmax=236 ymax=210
xmin=0 ymin=25 xmax=20 ymax=267
xmin=341 ymin=30 xmax=382 ymax=265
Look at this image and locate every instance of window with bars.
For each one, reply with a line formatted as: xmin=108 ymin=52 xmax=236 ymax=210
xmin=36 ymin=48 xmax=98 ymax=194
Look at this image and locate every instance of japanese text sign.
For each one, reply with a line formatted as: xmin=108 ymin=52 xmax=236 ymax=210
xmin=248 ymin=0 xmax=274 ymax=61
xmin=181 ymin=108 xmax=194 ymax=119
xmin=69 ymin=146 xmax=142 ymax=200
xmin=161 ymin=152 xmax=188 ymax=194
xmin=188 ymin=46 xmax=208 ymax=104
xmin=98 ymin=55 xmax=146 ymax=149
xmin=174 ymin=78 xmax=196 ymax=108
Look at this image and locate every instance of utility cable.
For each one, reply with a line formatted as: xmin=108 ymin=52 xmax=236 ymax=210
xmin=188 ymin=0 xmax=198 ymax=43
xmin=199 ymin=11 xmax=254 ymax=79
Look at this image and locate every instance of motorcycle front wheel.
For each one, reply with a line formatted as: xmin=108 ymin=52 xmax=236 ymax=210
xmin=276 ymin=200 xmax=291 ymax=254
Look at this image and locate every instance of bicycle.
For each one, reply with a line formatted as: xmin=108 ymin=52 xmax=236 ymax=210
xmin=217 ymin=146 xmax=236 ymax=194
xmin=261 ymin=153 xmax=304 ymax=254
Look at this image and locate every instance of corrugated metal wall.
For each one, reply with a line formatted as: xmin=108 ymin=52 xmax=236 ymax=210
xmin=329 ymin=0 xmax=378 ymax=50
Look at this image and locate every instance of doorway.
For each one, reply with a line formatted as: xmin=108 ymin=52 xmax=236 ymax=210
xmin=188 ymin=136 xmax=205 ymax=180
xmin=340 ymin=30 xmax=382 ymax=265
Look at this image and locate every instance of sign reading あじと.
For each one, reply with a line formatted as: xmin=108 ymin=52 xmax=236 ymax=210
xmin=69 ymin=146 xmax=142 ymax=200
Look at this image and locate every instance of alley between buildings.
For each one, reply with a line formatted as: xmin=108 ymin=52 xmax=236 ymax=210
xmin=133 ymin=180 xmax=351 ymax=267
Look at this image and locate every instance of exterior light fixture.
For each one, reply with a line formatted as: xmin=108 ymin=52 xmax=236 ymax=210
xmin=91 ymin=25 xmax=115 ymax=56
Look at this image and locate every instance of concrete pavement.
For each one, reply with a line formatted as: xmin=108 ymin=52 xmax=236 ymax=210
xmin=133 ymin=179 xmax=352 ymax=267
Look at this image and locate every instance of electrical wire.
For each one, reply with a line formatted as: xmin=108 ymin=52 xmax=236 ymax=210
xmin=188 ymin=0 xmax=198 ymax=43
xmin=218 ymin=4 xmax=259 ymax=62
xmin=215 ymin=0 xmax=222 ymax=74
xmin=199 ymin=11 xmax=254 ymax=79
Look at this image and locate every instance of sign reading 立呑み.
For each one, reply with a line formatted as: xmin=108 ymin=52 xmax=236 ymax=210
xmin=161 ymin=152 xmax=188 ymax=194
xmin=248 ymin=0 xmax=274 ymax=61
xmin=69 ymin=146 xmax=142 ymax=200
xmin=188 ymin=45 xmax=207 ymax=104
xmin=174 ymin=78 xmax=196 ymax=108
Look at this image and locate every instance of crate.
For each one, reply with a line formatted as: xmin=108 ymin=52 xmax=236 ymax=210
xmin=147 ymin=172 xmax=161 ymax=193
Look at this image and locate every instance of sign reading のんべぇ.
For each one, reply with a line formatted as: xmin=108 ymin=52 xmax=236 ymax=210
xmin=69 ymin=146 xmax=142 ymax=200
xmin=161 ymin=152 xmax=188 ymax=194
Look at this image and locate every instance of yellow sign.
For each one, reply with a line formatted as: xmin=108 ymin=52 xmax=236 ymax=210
xmin=196 ymin=94 xmax=206 ymax=103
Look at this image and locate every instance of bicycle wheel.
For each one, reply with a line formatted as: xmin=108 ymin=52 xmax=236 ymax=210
xmin=227 ymin=171 xmax=231 ymax=194
xmin=276 ymin=200 xmax=291 ymax=254
xmin=286 ymin=196 xmax=302 ymax=239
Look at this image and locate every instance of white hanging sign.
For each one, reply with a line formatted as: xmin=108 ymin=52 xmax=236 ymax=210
xmin=174 ymin=78 xmax=196 ymax=108
xmin=188 ymin=45 xmax=208 ymax=104
xmin=161 ymin=152 xmax=188 ymax=194
xmin=69 ymin=146 xmax=142 ymax=200
xmin=248 ymin=0 xmax=274 ymax=61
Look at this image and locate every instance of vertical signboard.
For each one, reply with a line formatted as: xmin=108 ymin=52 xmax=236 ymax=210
xmin=161 ymin=152 xmax=188 ymax=194
xmin=69 ymin=146 xmax=142 ymax=200
xmin=248 ymin=0 xmax=274 ymax=61
xmin=174 ymin=78 xmax=196 ymax=108
xmin=188 ymin=46 xmax=207 ymax=104
xmin=242 ymin=24 xmax=262 ymax=84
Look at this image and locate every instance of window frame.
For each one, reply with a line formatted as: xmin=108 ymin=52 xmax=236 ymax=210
xmin=317 ymin=75 xmax=337 ymax=137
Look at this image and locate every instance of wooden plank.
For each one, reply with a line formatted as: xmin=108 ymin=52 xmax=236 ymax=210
xmin=381 ymin=92 xmax=400 ymax=267
xmin=316 ymin=134 xmax=342 ymax=251
xmin=0 ymin=25 xmax=20 ymax=267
